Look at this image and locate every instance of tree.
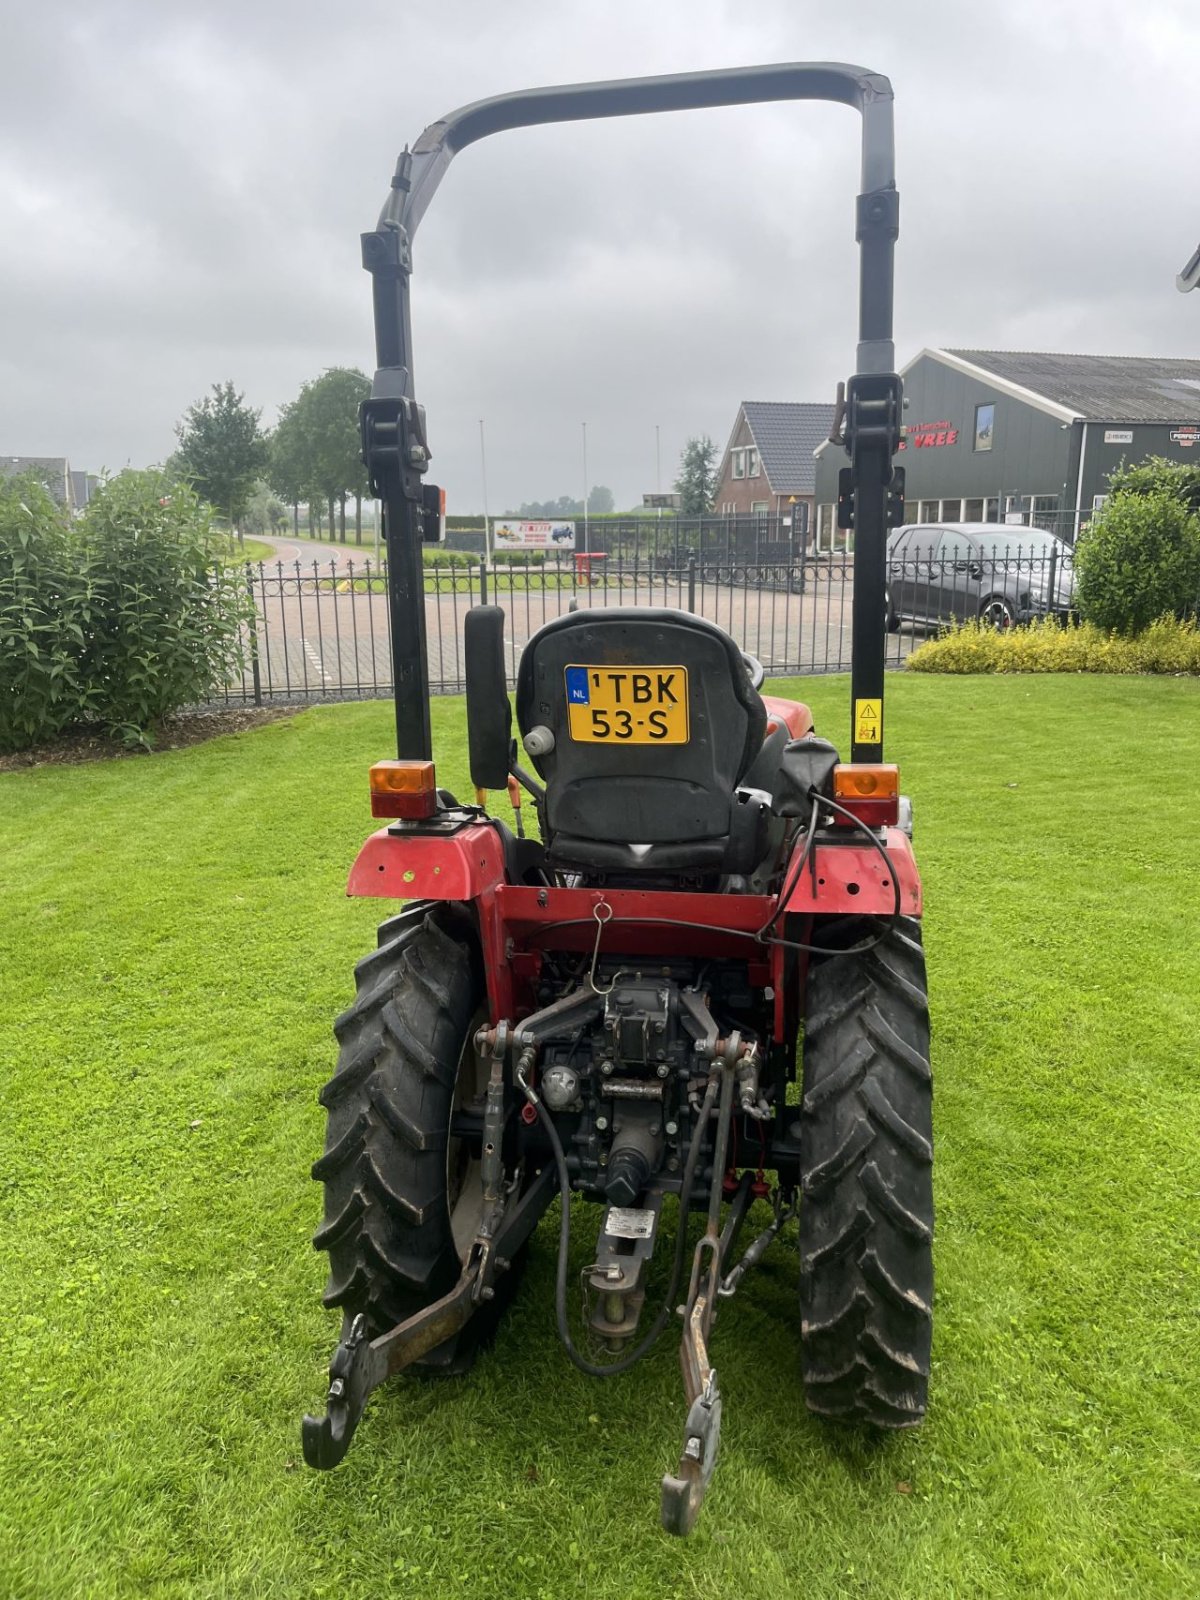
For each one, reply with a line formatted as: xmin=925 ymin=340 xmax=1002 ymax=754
xmin=173 ymin=381 xmax=269 ymax=539
xmin=243 ymin=481 xmax=288 ymax=538
xmin=511 ymin=495 xmax=583 ymax=518
xmin=280 ymin=367 xmax=371 ymax=543
xmin=674 ymin=436 xmax=718 ymax=515
xmin=267 ymin=400 xmax=311 ymax=536
xmin=587 ymin=484 xmax=614 ymax=515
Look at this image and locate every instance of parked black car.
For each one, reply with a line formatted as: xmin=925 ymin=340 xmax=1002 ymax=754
xmin=885 ymin=522 xmax=1075 ymax=631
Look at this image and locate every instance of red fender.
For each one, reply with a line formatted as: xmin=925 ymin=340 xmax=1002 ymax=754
xmin=760 ymin=694 xmax=814 ymax=739
xmin=346 ymin=823 xmax=506 ymax=901
xmin=783 ymin=827 xmax=922 ymax=919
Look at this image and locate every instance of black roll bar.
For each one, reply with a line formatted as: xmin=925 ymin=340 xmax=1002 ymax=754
xmin=362 ymin=62 xmax=902 ymax=760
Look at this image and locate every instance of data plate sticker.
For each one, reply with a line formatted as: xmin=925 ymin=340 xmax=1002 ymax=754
xmin=564 ymin=665 xmax=689 ymax=743
xmin=603 ymin=1206 xmax=657 ymax=1240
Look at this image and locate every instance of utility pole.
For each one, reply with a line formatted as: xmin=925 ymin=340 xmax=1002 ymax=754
xmin=582 ymin=421 xmax=589 ymax=555
xmin=479 ymin=418 xmax=491 ymax=558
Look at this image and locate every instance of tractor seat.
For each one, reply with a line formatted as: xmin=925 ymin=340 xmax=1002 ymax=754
xmin=515 ymin=608 xmax=779 ymax=878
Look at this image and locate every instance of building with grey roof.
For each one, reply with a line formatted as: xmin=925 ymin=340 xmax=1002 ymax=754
xmin=1 ymin=456 xmax=75 ymax=507
xmin=713 ymin=400 xmax=834 ymax=540
xmin=813 ymin=349 xmax=1200 ymax=547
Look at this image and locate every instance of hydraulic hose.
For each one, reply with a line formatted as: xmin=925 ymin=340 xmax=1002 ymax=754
xmin=519 ymin=1061 xmax=719 ymax=1379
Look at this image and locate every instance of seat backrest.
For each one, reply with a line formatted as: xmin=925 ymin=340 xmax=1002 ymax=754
xmin=515 ymin=608 xmax=766 ymax=846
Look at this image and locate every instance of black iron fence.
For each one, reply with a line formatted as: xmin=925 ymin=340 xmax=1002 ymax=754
xmin=216 ymin=538 xmax=1074 ymax=707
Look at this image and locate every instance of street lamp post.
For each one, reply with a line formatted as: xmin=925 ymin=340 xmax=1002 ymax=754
xmin=479 ymin=418 xmax=491 ymax=559
xmin=582 ymin=421 xmax=589 ymax=555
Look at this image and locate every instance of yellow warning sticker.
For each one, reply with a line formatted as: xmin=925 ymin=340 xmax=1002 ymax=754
xmin=854 ymin=698 xmax=882 ymax=745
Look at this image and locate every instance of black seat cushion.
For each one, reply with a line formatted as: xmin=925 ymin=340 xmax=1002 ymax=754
xmin=515 ymin=609 xmax=767 ymax=851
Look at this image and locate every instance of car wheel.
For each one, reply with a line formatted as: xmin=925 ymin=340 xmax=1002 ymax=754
xmin=979 ymin=594 xmax=1015 ymax=630
xmin=885 ymin=587 xmax=899 ymax=632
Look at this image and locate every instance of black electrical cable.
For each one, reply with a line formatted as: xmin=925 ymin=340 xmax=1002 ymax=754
xmin=757 ymin=791 xmax=904 ymax=957
xmin=756 ymin=803 xmax=821 ymax=941
xmin=520 ymin=1066 xmax=719 ymax=1379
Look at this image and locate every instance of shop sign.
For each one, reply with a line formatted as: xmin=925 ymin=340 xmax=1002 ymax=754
xmin=899 ymin=420 xmax=959 ymax=450
xmin=1104 ymin=429 xmax=1134 ymax=444
xmin=493 ymin=519 xmax=576 ymax=549
xmin=1169 ymin=427 xmax=1199 ymax=448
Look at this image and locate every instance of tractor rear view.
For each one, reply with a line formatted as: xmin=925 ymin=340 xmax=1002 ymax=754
xmin=301 ymin=62 xmax=932 ymax=1536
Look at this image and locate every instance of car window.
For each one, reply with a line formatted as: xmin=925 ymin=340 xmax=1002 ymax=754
xmin=888 ymin=529 xmax=914 ymax=559
xmin=906 ymin=526 xmax=941 ymax=560
xmin=935 ymin=530 xmax=978 ymax=563
xmin=975 ymin=530 xmax=1063 ymax=559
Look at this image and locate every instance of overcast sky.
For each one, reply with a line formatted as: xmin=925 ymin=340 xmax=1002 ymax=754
xmin=2 ymin=0 xmax=1198 ymax=513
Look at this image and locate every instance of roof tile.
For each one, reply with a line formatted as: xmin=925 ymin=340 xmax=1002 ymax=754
xmin=738 ymin=402 xmax=833 ymax=494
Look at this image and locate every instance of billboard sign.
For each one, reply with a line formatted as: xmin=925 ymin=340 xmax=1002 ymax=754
xmin=493 ymin=519 xmax=576 ymax=550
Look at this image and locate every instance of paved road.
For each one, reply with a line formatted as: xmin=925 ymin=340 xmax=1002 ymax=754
xmin=226 ymin=539 xmax=918 ymax=702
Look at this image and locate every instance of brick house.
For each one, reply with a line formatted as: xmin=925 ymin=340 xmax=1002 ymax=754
xmin=712 ymin=401 xmax=833 ymax=541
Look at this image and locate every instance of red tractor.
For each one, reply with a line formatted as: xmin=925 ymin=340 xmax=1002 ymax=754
xmin=302 ymin=62 xmax=932 ymax=1536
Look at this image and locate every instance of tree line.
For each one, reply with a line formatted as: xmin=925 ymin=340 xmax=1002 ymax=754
xmin=170 ymin=370 xmax=371 ymax=545
xmin=170 ymin=372 xmax=725 ymax=542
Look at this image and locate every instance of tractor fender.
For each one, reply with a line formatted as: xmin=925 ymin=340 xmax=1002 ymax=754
xmin=347 ymin=823 xmax=506 ymax=901
xmin=760 ymin=694 xmax=814 ymax=740
xmin=784 ymin=827 xmax=922 ymax=919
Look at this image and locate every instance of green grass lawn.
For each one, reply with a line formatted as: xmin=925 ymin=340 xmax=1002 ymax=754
xmin=2 ymin=675 xmax=1198 ymax=1598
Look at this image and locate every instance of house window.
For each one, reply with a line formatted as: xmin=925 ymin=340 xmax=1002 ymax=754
xmin=750 ymin=500 xmax=768 ymax=514
xmin=964 ymin=498 xmax=985 ymax=521
xmin=817 ymin=502 xmax=835 ymax=547
xmin=985 ymin=496 xmax=1000 ymax=522
xmin=731 ymin=449 xmax=746 ymax=479
xmin=940 ymin=499 xmax=962 ymax=522
xmin=745 ymin=447 xmax=759 ymax=478
xmin=918 ymin=500 xmax=938 ymax=521
xmin=1092 ymin=494 xmax=1109 ymax=511
xmin=974 ymin=403 xmax=995 ymax=452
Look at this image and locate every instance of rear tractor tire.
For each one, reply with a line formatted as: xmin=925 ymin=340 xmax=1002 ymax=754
xmin=311 ymin=907 xmax=522 ymax=1373
xmin=798 ymin=916 xmax=934 ymax=1427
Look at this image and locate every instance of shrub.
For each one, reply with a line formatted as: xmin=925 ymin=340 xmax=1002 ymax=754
xmin=0 ymin=476 xmax=87 ymax=751
xmin=906 ymin=615 xmax=1200 ymax=675
xmin=1105 ymin=455 xmax=1200 ymax=515
xmin=75 ymin=472 xmax=251 ymax=744
xmin=0 ymin=470 xmax=251 ymax=752
xmin=1074 ymin=489 xmax=1200 ymax=633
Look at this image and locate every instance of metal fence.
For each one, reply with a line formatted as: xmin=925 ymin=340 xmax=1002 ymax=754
xmin=217 ymin=536 xmax=1074 ymax=707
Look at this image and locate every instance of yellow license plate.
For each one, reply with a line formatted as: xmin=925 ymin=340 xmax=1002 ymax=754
xmin=564 ymin=665 xmax=689 ymax=743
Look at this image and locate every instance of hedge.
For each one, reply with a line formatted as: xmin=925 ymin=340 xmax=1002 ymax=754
xmin=906 ymin=616 xmax=1200 ymax=675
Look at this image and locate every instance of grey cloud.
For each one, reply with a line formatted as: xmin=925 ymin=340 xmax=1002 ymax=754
xmin=1 ymin=0 xmax=1197 ymax=513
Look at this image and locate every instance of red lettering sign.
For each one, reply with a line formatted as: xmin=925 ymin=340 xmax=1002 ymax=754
xmin=898 ymin=420 xmax=960 ymax=451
